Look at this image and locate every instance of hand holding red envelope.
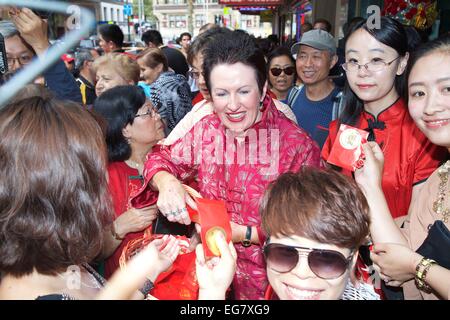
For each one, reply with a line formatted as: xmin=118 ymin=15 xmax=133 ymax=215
xmin=183 ymin=185 xmax=232 ymax=258
xmin=327 ymin=124 xmax=369 ymax=172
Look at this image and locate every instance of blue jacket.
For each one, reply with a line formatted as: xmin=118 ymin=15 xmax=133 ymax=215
xmin=43 ymin=59 xmax=82 ymax=104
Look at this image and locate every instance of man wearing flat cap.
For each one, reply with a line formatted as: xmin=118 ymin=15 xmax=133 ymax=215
xmin=287 ymin=29 xmax=344 ymax=148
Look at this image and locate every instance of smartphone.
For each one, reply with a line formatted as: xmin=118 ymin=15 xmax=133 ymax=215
xmin=0 ymin=33 xmax=8 ymax=77
xmin=152 ymin=214 xmax=193 ymax=236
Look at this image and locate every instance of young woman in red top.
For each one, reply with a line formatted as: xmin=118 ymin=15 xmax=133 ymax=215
xmin=322 ymin=17 xmax=446 ymax=219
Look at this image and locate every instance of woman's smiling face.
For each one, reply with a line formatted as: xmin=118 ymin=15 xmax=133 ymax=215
xmin=210 ymin=62 xmax=266 ymax=136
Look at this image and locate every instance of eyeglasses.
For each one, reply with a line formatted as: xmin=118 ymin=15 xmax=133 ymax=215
xmin=342 ymin=56 xmax=400 ymax=73
xmin=188 ymin=69 xmax=202 ymax=80
xmin=270 ymin=66 xmax=295 ymax=77
xmin=135 ymin=106 xmax=160 ymax=119
xmin=7 ymin=55 xmax=33 ymax=67
xmin=263 ymin=243 xmax=353 ymax=279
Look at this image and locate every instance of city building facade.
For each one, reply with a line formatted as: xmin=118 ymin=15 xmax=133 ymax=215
xmin=153 ymin=0 xmax=272 ymax=42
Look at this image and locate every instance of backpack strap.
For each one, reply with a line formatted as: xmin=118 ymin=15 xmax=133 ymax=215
xmin=287 ymin=84 xmax=303 ymax=108
xmin=331 ymin=90 xmax=344 ymax=121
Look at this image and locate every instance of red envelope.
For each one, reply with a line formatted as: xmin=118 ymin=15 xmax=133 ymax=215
xmin=196 ymin=198 xmax=231 ymax=258
xmin=183 ymin=185 xmax=231 ymax=258
xmin=327 ymin=124 xmax=369 ymax=172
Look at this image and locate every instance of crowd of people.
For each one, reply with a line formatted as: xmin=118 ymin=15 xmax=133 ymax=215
xmin=0 ymin=7 xmax=449 ymax=301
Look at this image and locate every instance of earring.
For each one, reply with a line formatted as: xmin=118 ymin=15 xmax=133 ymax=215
xmin=259 ymin=100 xmax=264 ymax=110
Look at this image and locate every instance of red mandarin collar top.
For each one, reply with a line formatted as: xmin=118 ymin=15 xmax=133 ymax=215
xmin=322 ymin=98 xmax=447 ymax=218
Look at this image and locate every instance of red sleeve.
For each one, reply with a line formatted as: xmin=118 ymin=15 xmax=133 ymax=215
xmin=280 ymin=137 xmax=323 ymax=174
xmin=412 ymin=133 xmax=448 ymax=185
xmin=192 ymin=92 xmax=204 ymax=105
xmin=294 ymin=141 xmax=323 ymax=170
xmin=321 ymin=120 xmax=338 ymax=161
xmin=107 ymin=163 xmax=137 ymax=217
xmin=131 ymin=127 xmax=200 ymax=208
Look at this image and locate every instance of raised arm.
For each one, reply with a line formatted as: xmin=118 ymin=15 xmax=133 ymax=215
xmin=354 ymin=142 xmax=408 ymax=245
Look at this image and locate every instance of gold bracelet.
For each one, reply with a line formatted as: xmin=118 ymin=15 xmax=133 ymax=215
xmin=111 ymin=221 xmax=124 ymax=241
xmin=415 ymin=257 xmax=436 ymax=293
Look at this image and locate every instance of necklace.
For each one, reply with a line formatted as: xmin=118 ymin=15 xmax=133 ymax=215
xmin=432 ymin=160 xmax=450 ymax=223
xmin=125 ymin=159 xmax=143 ymax=170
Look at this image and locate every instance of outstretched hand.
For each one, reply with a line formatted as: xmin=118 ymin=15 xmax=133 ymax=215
xmin=156 ymin=174 xmax=196 ymax=225
xmin=354 ymin=142 xmax=384 ymax=193
xmin=96 ymin=235 xmax=180 ymax=300
xmin=148 ymin=235 xmax=181 ymax=275
xmin=196 ymin=231 xmax=237 ymax=300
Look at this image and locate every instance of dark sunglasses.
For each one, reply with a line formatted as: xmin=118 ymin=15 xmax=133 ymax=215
xmin=270 ymin=66 xmax=295 ymax=77
xmin=263 ymin=243 xmax=353 ymax=279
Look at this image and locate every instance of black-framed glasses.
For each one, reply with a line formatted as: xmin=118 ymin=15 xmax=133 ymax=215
xmin=188 ymin=69 xmax=202 ymax=80
xmin=263 ymin=243 xmax=353 ymax=279
xmin=7 ymin=55 xmax=33 ymax=67
xmin=270 ymin=66 xmax=296 ymax=77
xmin=342 ymin=56 xmax=400 ymax=73
xmin=135 ymin=105 xmax=159 ymax=119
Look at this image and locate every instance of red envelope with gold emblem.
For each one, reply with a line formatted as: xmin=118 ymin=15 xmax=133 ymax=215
xmin=183 ymin=185 xmax=232 ymax=258
xmin=327 ymin=124 xmax=369 ymax=172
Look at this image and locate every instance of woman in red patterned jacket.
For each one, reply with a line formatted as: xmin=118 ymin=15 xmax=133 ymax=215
xmin=130 ymin=30 xmax=322 ymax=300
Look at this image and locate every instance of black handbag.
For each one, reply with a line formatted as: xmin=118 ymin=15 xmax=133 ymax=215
xmin=416 ymin=220 xmax=450 ymax=269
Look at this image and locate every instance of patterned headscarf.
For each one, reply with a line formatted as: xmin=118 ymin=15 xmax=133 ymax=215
xmin=149 ymin=71 xmax=192 ymax=133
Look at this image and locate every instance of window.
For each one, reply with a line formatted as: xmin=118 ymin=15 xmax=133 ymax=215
xmin=110 ymin=8 xmax=114 ymax=21
xmin=195 ymin=14 xmax=205 ymax=28
xmin=117 ymin=9 xmax=121 ymax=22
xmin=175 ymin=15 xmax=186 ymax=28
xmin=103 ymin=7 xmax=107 ymax=21
xmin=169 ymin=15 xmax=187 ymax=28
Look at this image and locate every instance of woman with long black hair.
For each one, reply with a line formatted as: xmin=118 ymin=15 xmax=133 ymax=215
xmin=322 ymin=17 xmax=446 ymax=220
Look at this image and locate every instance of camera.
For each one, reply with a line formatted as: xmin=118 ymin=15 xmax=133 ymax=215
xmin=0 ymin=33 xmax=8 ymax=77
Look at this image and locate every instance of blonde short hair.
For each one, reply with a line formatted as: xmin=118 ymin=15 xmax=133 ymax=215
xmin=93 ymin=53 xmax=140 ymax=84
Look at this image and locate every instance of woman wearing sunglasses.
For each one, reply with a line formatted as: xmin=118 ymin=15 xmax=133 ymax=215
xmin=266 ymin=47 xmax=296 ymax=103
xmin=95 ymin=167 xmax=379 ymax=300
xmin=185 ymin=168 xmax=379 ymax=300
xmin=93 ymin=86 xmax=169 ymax=281
xmin=261 ymin=168 xmax=379 ymax=300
